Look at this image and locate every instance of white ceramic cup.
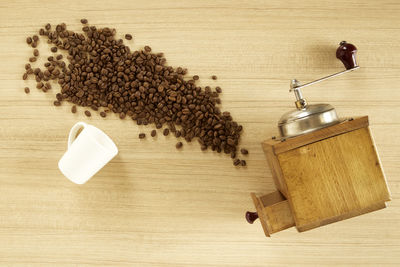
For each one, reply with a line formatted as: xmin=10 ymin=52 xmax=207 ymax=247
xmin=58 ymin=122 xmax=118 ymax=184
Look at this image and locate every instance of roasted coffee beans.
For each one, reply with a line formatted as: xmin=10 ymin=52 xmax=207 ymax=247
xmin=22 ymin=20 xmax=249 ymax=167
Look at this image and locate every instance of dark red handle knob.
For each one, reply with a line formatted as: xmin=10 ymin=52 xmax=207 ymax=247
xmin=336 ymin=41 xmax=358 ymax=70
xmin=245 ymin=211 xmax=259 ymax=224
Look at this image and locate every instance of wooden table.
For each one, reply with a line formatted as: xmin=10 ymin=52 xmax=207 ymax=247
xmin=1 ymin=0 xmax=399 ymax=265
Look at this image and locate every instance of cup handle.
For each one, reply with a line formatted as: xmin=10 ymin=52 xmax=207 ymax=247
xmin=68 ymin=122 xmax=88 ymax=148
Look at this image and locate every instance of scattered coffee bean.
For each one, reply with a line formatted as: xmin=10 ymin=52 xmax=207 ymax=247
xmin=44 ymin=82 xmax=51 ymax=89
xmin=39 ymin=28 xmax=45 ymax=35
xmin=212 ymin=75 xmax=217 ymax=80
xmin=26 ymin=37 xmax=32 ymax=44
xmin=163 ymin=128 xmax=170 ymax=136
xmin=56 ymin=54 xmax=63 ymax=60
xmin=25 ymin=63 xmax=31 ymax=70
xmin=230 ymin=152 xmax=236 ymax=159
xmin=33 ymin=49 xmax=39 ymax=57
xmin=100 ymin=111 xmax=106 ymax=117
xmin=71 ymin=105 xmax=77 ymax=113
xmin=32 ymin=35 xmax=39 ymax=42
xmin=45 ymin=23 xmax=51 ymax=30
xmin=24 ymin=87 xmax=30 ymax=94
xmin=215 ymin=86 xmax=222 ymax=93
xmin=125 ymin=34 xmax=132 ymax=40
xmin=176 ymin=142 xmax=183 ymax=149
xmin=31 ymin=42 xmax=38 ymax=48
xmin=144 ymin=45 xmax=151 ymax=52
xmin=240 ymin=148 xmax=248 ymax=155
xmin=241 ymin=160 xmax=246 ymax=166
xmin=119 ymin=112 xmax=126 ymax=119
xmin=53 ymin=100 xmax=61 ymax=106
xmin=29 ymin=57 xmax=37 ymax=62
xmin=80 ymin=18 xmax=88 ymax=24
xmin=22 ymin=73 xmax=28 ymax=80
xmin=139 ymin=133 xmax=146 ymax=139
xmin=151 ymin=130 xmax=157 ymax=137
xmin=51 ymin=47 xmax=57 ymax=53
xmin=84 ymin=110 xmax=91 ymax=117
xmin=233 ymin=159 xmax=241 ymax=166
xmin=193 ymin=75 xmax=199 ymax=80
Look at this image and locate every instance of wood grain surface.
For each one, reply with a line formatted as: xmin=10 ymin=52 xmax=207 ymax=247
xmin=0 ymin=0 xmax=399 ymax=266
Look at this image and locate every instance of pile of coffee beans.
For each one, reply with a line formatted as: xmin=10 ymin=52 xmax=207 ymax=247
xmin=22 ymin=20 xmax=248 ymax=167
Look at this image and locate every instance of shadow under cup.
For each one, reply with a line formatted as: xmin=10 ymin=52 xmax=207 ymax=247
xmin=58 ymin=124 xmax=118 ymax=184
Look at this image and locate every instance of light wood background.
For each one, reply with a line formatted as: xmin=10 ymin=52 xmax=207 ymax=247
xmin=0 ymin=0 xmax=399 ymax=266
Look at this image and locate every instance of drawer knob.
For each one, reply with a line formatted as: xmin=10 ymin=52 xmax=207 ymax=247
xmin=245 ymin=211 xmax=259 ymax=224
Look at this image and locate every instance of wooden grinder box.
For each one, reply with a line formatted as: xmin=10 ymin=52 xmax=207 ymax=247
xmin=249 ymin=116 xmax=391 ymax=236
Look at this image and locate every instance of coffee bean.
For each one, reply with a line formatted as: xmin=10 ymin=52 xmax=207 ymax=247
xmin=24 ymin=87 xmax=30 ymax=94
xmin=212 ymin=75 xmax=217 ymax=80
xmin=240 ymin=148 xmax=248 ymax=155
xmin=230 ymin=152 xmax=236 ymax=159
xmin=240 ymin=160 xmax=246 ymax=166
xmin=51 ymin=47 xmax=57 ymax=53
xmin=176 ymin=142 xmax=183 ymax=149
xmin=22 ymin=73 xmax=28 ymax=80
xmin=26 ymin=37 xmax=32 ymax=44
xmin=25 ymin=63 xmax=31 ymax=70
xmin=233 ymin=159 xmax=241 ymax=166
xmin=56 ymin=54 xmax=63 ymax=60
xmin=100 ymin=111 xmax=106 ymax=117
xmin=149 ymin=129 xmax=156 ymax=137
xmin=84 ymin=110 xmax=91 ymax=117
xmin=31 ymin=42 xmax=38 ymax=48
xmin=44 ymin=82 xmax=51 ymax=89
xmin=193 ymin=75 xmax=199 ymax=80
xmin=80 ymin=18 xmax=88 ymax=24
xmin=144 ymin=45 xmax=151 ymax=52
xmin=32 ymin=35 xmax=39 ymax=42
xmin=39 ymin=28 xmax=45 ymax=35
xmin=45 ymin=23 xmax=51 ymax=30
xmin=36 ymin=82 xmax=43 ymax=89
xmin=53 ymin=100 xmax=61 ymax=106
xmin=71 ymin=105 xmax=77 ymax=113
xmin=216 ymin=86 xmax=222 ymax=93
xmin=139 ymin=133 xmax=146 ymax=139
xmin=163 ymin=128 xmax=169 ymax=136
xmin=125 ymin=34 xmax=132 ymax=40
xmin=33 ymin=49 xmax=39 ymax=57
xmin=29 ymin=57 xmax=37 ymax=62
